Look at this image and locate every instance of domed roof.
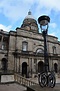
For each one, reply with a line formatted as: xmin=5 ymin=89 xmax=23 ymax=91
xmin=21 ymin=11 xmax=39 ymax=33
xmin=25 ymin=11 xmax=35 ymax=19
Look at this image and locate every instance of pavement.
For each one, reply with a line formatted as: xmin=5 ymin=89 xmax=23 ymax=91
xmin=27 ymin=84 xmax=60 ymax=91
xmin=0 ymin=83 xmax=27 ymax=91
xmin=27 ymin=76 xmax=60 ymax=91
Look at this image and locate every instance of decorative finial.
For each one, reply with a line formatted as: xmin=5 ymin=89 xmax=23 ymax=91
xmin=28 ymin=10 xmax=32 ymax=15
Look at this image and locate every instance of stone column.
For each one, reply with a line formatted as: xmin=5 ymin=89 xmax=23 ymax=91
xmin=19 ymin=57 xmax=20 ymax=73
xmin=14 ymin=55 xmax=15 ymax=72
xmin=27 ymin=58 xmax=29 ymax=77
xmin=58 ymin=59 xmax=60 ymax=73
xmin=28 ymin=58 xmax=32 ymax=77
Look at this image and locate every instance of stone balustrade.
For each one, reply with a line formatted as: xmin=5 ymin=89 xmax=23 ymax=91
xmin=14 ymin=73 xmax=38 ymax=87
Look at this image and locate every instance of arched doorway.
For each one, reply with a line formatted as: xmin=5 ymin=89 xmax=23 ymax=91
xmin=1 ymin=58 xmax=8 ymax=71
xmin=54 ymin=63 xmax=58 ymax=73
xmin=22 ymin=62 xmax=27 ymax=77
xmin=38 ymin=61 xmax=44 ymax=73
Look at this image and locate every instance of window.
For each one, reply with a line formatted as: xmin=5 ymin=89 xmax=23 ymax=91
xmin=52 ymin=46 xmax=56 ymax=54
xmin=22 ymin=41 xmax=28 ymax=51
xmin=2 ymin=43 xmax=5 ymax=50
xmin=2 ymin=42 xmax=7 ymax=50
xmin=54 ymin=63 xmax=58 ymax=73
xmin=36 ymin=48 xmax=44 ymax=54
xmin=2 ymin=43 xmax=4 ymax=50
xmin=2 ymin=37 xmax=8 ymax=50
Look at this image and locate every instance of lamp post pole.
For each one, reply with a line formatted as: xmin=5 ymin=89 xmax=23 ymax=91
xmin=38 ymin=15 xmax=56 ymax=88
xmin=42 ymin=29 xmax=49 ymax=72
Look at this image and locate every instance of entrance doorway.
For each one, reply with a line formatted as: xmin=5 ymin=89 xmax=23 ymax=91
xmin=1 ymin=58 xmax=8 ymax=71
xmin=22 ymin=62 xmax=27 ymax=77
xmin=54 ymin=63 xmax=58 ymax=73
xmin=38 ymin=61 xmax=44 ymax=73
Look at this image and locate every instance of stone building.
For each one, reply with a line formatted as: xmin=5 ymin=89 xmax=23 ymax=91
xmin=0 ymin=11 xmax=60 ymax=77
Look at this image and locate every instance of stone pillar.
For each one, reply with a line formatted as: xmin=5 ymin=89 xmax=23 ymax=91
xmin=58 ymin=59 xmax=60 ymax=73
xmin=14 ymin=55 xmax=15 ymax=72
xmin=31 ymin=58 xmax=32 ymax=76
xmin=14 ymin=55 xmax=17 ymax=72
xmin=16 ymin=55 xmax=17 ymax=72
xmin=19 ymin=57 xmax=20 ymax=73
xmin=29 ymin=58 xmax=32 ymax=77
xmin=27 ymin=58 xmax=29 ymax=77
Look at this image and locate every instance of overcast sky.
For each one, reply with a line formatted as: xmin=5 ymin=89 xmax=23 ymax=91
xmin=0 ymin=0 xmax=60 ymax=41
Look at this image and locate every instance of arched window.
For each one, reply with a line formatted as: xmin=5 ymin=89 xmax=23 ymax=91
xmin=1 ymin=58 xmax=8 ymax=71
xmin=38 ymin=61 xmax=44 ymax=73
xmin=36 ymin=48 xmax=44 ymax=54
xmin=54 ymin=63 xmax=58 ymax=73
xmin=22 ymin=62 xmax=27 ymax=77
xmin=22 ymin=41 xmax=28 ymax=51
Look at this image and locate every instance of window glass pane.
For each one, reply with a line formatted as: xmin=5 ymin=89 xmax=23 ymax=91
xmin=36 ymin=48 xmax=44 ymax=53
xmin=2 ymin=44 xmax=5 ymax=49
xmin=23 ymin=44 xmax=27 ymax=51
xmin=22 ymin=42 xmax=28 ymax=51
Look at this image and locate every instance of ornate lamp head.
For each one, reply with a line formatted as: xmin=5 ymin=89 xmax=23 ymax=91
xmin=38 ymin=15 xmax=50 ymax=32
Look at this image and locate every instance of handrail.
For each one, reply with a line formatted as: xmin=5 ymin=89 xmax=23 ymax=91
xmin=14 ymin=73 xmax=38 ymax=87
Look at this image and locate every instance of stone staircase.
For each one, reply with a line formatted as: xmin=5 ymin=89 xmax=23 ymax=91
xmin=14 ymin=73 xmax=38 ymax=87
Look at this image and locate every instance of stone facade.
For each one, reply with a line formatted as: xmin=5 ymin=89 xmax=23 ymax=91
xmin=0 ymin=11 xmax=60 ymax=77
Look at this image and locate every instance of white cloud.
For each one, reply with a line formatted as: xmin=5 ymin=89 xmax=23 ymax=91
xmin=49 ymin=32 xmax=56 ymax=36
xmin=0 ymin=0 xmax=60 ymax=23
xmin=49 ymin=23 xmax=57 ymax=29
xmin=35 ymin=0 xmax=60 ymax=17
xmin=37 ymin=0 xmax=60 ymax=11
xmin=0 ymin=24 xmax=12 ymax=31
xmin=0 ymin=0 xmax=32 ymax=22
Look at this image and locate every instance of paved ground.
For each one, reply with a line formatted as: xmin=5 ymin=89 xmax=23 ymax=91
xmin=27 ymin=84 xmax=60 ymax=91
xmin=0 ymin=76 xmax=60 ymax=91
xmin=0 ymin=83 xmax=27 ymax=91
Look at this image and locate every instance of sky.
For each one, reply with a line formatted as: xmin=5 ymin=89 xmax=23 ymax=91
xmin=0 ymin=0 xmax=60 ymax=41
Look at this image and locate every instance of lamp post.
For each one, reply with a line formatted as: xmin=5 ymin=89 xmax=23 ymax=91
xmin=38 ymin=15 xmax=56 ymax=88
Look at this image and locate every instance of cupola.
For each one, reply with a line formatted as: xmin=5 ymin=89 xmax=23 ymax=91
xmin=21 ymin=11 xmax=39 ymax=33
